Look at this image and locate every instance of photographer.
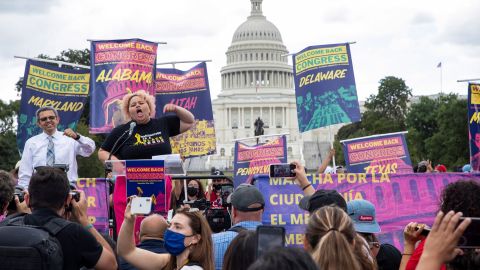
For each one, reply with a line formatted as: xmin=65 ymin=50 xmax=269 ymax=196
xmin=0 ymin=170 xmax=14 ymax=217
xmin=212 ymin=184 xmax=265 ymax=270
xmin=20 ymin=167 xmax=117 ymax=269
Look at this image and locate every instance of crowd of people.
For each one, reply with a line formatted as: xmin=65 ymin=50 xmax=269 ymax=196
xmin=1 ymin=164 xmax=479 ymax=269
xmin=0 ymin=92 xmax=479 ymax=270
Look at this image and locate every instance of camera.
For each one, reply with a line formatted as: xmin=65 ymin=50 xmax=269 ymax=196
xmin=185 ymin=198 xmax=210 ymax=211
xmin=7 ymin=186 xmax=26 ymax=212
xmin=70 ymin=190 xmax=80 ymax=202
xmin=205 ymin=183 xmax=234 ymax=232
xmin=205 ymin=207 xmax=232 ymax=233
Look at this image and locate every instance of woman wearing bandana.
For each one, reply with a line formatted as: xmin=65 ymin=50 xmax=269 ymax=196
xmin=118 ymin=198 xmax=214 ymax=270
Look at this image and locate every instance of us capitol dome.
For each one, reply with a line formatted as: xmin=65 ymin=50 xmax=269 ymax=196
xmin=193 ymin=0 xmax=337 ymax=172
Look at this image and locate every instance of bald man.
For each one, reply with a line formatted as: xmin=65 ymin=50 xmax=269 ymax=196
xmin=119 ymin=214 xmax=168 ymax=270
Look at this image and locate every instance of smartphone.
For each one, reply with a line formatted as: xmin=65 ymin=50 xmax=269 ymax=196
xmin=130 ymin=197 xmax=152 ymax=215
xmin=256 ymin=225 xmax=285 ymax=258
xmin=415 ymin=224 xmax=431 ymax=237
xmin=458 ymin=217 xmax=480 ymax=248
xmin=269 ymin=163 xmax=296 ymax=178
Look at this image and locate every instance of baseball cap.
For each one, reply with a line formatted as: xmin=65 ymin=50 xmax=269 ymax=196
xmin=299 ymin=189 xmax=347 ymax=213
xmin=463 ymin=164 xmax=472 ymax=173
xmin=435 ymin=164 xmax=447 ymax=172
xmin=347 ymin=199 xmax=381 ymax=233
xmin=229 ymin=184 xmax=265 ymax=212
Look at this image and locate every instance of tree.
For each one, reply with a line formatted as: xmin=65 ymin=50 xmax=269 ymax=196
xmin=365 ymin=76 xmax=412 ymax=128
xmin=405 ymin=96 xmax=439 ymax=162
xmin=0 ymin=100 xmax=21 ymax=170
xmin=423 ymin=95 xmax=468 ymax=168
xmin=333 ymin=76 xmax=412 ymax=163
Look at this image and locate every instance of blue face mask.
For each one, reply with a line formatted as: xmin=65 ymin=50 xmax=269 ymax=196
xmin=164 ymin=229 xmax=191 ymax=256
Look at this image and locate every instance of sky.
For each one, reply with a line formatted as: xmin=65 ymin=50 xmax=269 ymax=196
xmin=0 ymin=0 xmax=479 ymax=103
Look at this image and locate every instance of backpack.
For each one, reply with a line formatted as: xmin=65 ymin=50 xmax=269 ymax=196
xmin=0 ymin=214 xmax=70 ymax=270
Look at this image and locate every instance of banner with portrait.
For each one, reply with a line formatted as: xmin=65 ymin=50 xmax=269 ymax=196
xmin=341 ymin=132 xmax=413 ymax=174
xmin=17 ymin=60 xmax=90 ymax=154
xmin=468 ymin=83 xmax=480 ymax=171
xmin=155 ymin=62 xmax=216 ymax=158
xmin=258 ymin=172 xmax=480 ymax=249
xmin=293 ymin=43 xmax=361 ymax=132
xmin=233 ymin=135 xmax=287 ymax=187
xmin=89 ymin=39 xmax=158 ymax=133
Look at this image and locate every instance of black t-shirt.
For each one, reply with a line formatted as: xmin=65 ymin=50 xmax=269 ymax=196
xmin=101 ymin=116 xmax=181 ymax=160
xmin=23 ymin=208 xmax=103 ymax=270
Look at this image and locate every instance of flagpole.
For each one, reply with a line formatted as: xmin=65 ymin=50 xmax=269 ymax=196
xmin=440 ymin=64 xmax=443 ymax=94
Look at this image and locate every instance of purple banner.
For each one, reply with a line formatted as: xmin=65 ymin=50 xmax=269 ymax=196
xmin=75 ymin=178 xmax=109 ymax=234
xmin=257 ymin=173 xmax=480 ymax=249
xmin=341 ymin=132 xmax=413 ymax=174
xmin=90 ymin=39 xmax=158 ymax=133
xmin=468 ymin=83 xmax=480 ymax=171
xmin=233 ymin=136 xmax=287 ymax=187
xmin=155 ymin=62 xmax=216 ymax=158
xmin=126 ymin=159 xmax=167 ymax=216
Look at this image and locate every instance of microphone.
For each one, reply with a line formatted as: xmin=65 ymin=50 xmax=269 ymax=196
xmin=128 ymin=122 xmax=136 ymax=137
xmin=105 ymin=121 xmax=137 ymax=172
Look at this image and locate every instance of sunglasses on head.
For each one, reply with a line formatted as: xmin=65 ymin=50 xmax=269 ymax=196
xmin=39 ymin=116 xmax=56 ymax=122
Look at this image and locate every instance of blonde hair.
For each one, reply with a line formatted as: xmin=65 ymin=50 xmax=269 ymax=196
xmin=306 ymin=206 xmax=361 ymax=270
xmin=121 ymin=90 xmax=156 ymax=121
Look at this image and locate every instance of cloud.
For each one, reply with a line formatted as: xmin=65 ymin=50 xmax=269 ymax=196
xmin=411 ymin=12 xmax=435 ymax=25
xmin=0 ymin=0 xmax=60 ymax=14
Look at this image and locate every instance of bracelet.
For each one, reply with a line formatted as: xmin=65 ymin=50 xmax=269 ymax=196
xmin=402 ymin=253 xmax=412 ymax=256
xmin=84 ymin=224 xmax=94 ymax=230
xmin=302 ymin=184 xmax=312 ymax=191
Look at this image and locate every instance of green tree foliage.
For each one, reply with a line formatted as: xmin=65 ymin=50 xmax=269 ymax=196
xmin=334 ymin=76 xmax=412 ymax=163
xmin=0 ymin=100 xmax=21 ymax=170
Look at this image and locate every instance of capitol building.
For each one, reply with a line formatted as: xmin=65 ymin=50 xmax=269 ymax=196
xmin=188 ymin=0 xmax=342 ymax=173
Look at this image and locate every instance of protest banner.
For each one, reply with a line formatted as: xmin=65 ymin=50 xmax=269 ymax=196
xmin=293 ymin=43 xmax=361 ymax=132
xmin=258 ymin=173 xmax=480 ymax=249
xmin=126 ymin=159 xmax=167 ymax=216
xmin=233 ymin=136 xmax=287 ymax=187
xmin=90 ymin=39 xmax=158 ymax=133
xmin=341 ymin=132 xmax=413 ymax=174
xmin=75 ymin=178 xmax=109 ymax=234
xmin=468 ymin=83 xmax=480 ymax=171
xmin=155 ymin=62 xmax=216 ymax=158
xmin=16 ymin=60 xmax=89 ymax=153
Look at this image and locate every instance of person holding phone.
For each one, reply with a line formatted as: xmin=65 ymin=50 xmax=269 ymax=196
xmin=118 ymin=200 xmax=214 ymax=270
xmin=404 ymin=180 xmax=480 ymax=270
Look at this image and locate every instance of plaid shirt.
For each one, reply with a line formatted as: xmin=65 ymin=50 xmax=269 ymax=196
xmin=212 ymin=221 xmax=262 ymax=270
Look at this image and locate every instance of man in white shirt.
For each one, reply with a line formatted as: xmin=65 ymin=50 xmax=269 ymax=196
xmin=18 ymin=106 xmax=96 ymax=187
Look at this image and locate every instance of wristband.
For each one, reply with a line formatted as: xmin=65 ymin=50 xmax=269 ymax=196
xmin=75 ymin=133 xmax=81 ymax=140
xmin=302 ymin=184 xmax=312 ymax=191
xmin=84 ymin=223 xmax=93 ymax=230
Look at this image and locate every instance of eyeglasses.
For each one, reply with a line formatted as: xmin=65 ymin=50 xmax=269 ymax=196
xmin=39 ymin=116 xmax=56 ymax=122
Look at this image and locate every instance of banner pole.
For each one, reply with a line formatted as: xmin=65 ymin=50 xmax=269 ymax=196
xmin=14 ymin=56 xmax=90 ymax=69
xmin=329 ymin=126 xmax=336 ymax=170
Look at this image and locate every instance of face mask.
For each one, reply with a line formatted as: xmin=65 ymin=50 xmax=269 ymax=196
xmin=187 ymin=187 xmax=199 ymax=197
xmin=164 ymin=229 xmax=189 ymax=256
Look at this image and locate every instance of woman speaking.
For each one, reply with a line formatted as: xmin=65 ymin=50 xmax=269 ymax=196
xmin=98 ymin=90 xmax=194 ymax=162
